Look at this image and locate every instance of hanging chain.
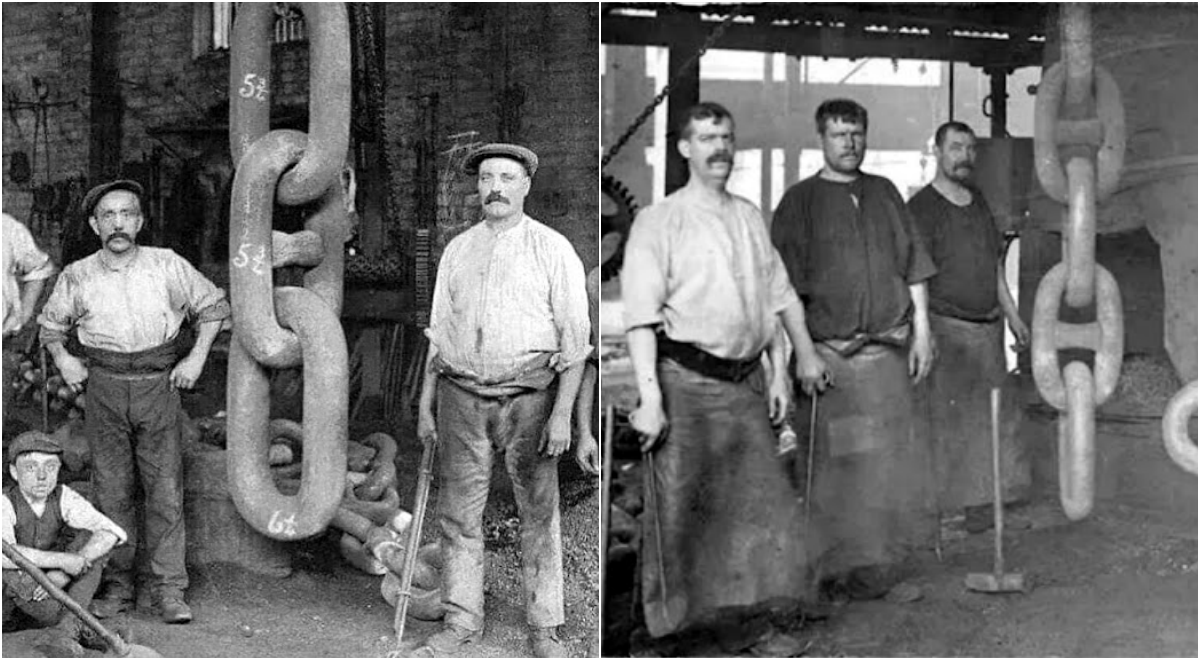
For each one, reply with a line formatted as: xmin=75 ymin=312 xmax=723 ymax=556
xmin=601 ymin=6 xmax=743 ymax=169
xmin=226 ymin=3 xmax=354 ymax=540
xmin=1162 ymin=380 xmax=1198 ymax=475
xmin=1031 ymin=4 xmax=1127 ymax=521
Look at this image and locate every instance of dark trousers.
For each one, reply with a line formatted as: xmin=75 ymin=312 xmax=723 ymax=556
xmin=85 ymin=367 xmax=187 ymax=599
xmin=435 ymin=379 xmax=563 ymax=631
xmin=2 ymin=534 xmax=107 ymax=631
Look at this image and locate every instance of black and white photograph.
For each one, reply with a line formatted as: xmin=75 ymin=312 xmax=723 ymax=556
xmin=2 ymin=3 xmax=599 ymax=658
xmin=600 ymin=2 xmax=1197 ymax=657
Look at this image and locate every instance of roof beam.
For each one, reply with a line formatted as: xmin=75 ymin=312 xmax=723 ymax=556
xmin=601 ymin=14 xmax=1044 ymax=69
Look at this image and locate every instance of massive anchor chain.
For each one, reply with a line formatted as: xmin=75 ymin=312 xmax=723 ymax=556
xmin=1162 ymin=381 xmax=1198 ymax=475
xmin=226 ymin=3 xmax=353 ymax=540
xmin=1031 ymin=4 xmax=1126 ymax=521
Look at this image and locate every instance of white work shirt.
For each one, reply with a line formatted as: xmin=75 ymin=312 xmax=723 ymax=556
xmin=3 ymin=213 xmax=57 ymax=332
xmin=426 ymin=214 xmax=591 ymax=384
xmin=38 ymin=246 xmax=228 ymax=353
xmin=2 ymin=485 xmax=128 ymax=551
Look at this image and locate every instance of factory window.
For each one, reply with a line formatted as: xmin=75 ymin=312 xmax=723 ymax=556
xmin=193 ymin=3 xmax=307 ymax=58
xmin=726 ymin=149 xmax=763 ymax=210
xmin=700 ymin=49 xmax=766 ymax=81
xmin=800 ymin=57 xmax=941 ymax=87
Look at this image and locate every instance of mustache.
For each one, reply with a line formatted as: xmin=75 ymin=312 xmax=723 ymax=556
xmin=106 ymin=231 xmax=133 ymax=244
xmin=484 ymin=192 xmax=511 ymax=205
xmin=707 ymin=152 xmax=734 ymax=165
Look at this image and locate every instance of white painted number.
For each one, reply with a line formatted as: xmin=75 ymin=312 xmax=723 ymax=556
xmin=268 ymin=510 xmax=298 ymax=537
xmin=239 ymin=73 xmax=269 ymax=101
xmin=232 ymin=243 xmax=267 ymax=275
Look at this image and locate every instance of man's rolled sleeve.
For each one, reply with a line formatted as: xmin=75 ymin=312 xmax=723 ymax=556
xmin=171 ymin=254 xmax=230 ymax=327
xmin=37 ymin=268 xmax=80 ymax=344
xmin=60 ymin=486 xmax=127 ymax=546
xmin=766 ymin=246 xmax=801 ymax=315
xmin=423 ymin=246 xmax=455 ymax=355
xmin=620 ymin=210 xmax=669 ymax=331
xmin=550 ymin=243 xmax=592 ymax=371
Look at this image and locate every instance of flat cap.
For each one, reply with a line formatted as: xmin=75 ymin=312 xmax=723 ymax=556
xmin=81 ymin=179 xmax=144 ymax=218
xmin=8 ymin=431 xmax=63 ymax=462
xmin=462 ymin=143 xmax=538 ymax=177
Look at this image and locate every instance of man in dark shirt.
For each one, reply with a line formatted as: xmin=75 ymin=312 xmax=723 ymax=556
xmin=908 ymin=121 xmax=1031 ymax=534
xmin=772 ymin=98 xmax=937 ymax=603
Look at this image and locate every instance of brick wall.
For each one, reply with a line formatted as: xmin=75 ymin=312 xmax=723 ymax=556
xmin=2 ymin=2 xmax=597 ymax=272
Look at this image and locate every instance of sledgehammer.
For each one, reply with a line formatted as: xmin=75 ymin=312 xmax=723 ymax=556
xmin=964 ymin=387 xmax=1027 ymax=594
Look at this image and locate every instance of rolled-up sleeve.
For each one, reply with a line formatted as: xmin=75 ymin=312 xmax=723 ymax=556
xmin=13 ymin=236 xmax=56 ymax=284
xmin=549 ymin=241 xmax=592 ymax=371
xmin=766 ymin=245 xmax=801 ymax=315
xmin=60 ymin=486 xmax=128 ymax=545
xmin=170 ymin=253 xmax=231 ymax=330
xmin=423 ymin=240 xmax=457 ymax=353
xmin=620 ymin=208 xmax=669 ymax=331
xmin=38 ymin=266 xmax=81 ymax=345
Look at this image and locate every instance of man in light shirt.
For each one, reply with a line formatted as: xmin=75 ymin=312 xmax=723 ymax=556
xmin=414 ymin=144 xmax=590 ymax=658
xmin=621 ymin=102 xmax=829 ymax=642
xmin=3 ymin=431 xmax=127 ymax=657
xmin=38 ymin=179 xmax=230 ymax=624
xmin=3 ymin=212 xmax=57 ymax=419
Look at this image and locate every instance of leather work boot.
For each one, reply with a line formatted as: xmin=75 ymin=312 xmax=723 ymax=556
xmin=159 ymin=593 xmax=193 ymax=624
xmin=415 ymin=623 xmax=483 ymax=657
xmin=530 ymin=626 xmax=568 ymax=658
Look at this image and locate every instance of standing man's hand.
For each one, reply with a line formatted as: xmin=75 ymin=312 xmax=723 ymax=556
xmin=629 ymin=397 xmax=668 ymax=453
xmin=575 ymin=433 xmax=600 ymax=475
xmin=909 ymin=331 xmax=935 ymax=384
xmin=768 ymin=374 xmax=791 ymax=426
xmin=56 ymin=353 xmax=89 ymax=393
xmin=2 ymin=304 xmax=26 ymax=337
xmin=540 ymin=414 xmax=571 ymax=457
xmin=417 ymin=405 xmax=438 ymax=449
xmin=169 ymin=353 xmax=205 ymax=390
xmin=795 ymin=352 xmax=832 ymax=396
xmin=1010 ymin=318 xmax=1031 ymax=352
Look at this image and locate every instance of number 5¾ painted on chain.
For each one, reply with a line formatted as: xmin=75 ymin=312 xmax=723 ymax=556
xmin=225 ymin=3 xmax=352 ymax=540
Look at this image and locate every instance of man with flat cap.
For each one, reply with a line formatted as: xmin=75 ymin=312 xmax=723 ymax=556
xmin=37 ymin=179 xmax=230 ymax=624
xmin=3 ymin=431 xmax=127 ymax=657
xmin=414 ymin=143 xmax=590 ymax=657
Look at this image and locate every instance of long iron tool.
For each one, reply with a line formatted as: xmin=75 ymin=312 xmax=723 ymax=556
xmin=964 ymin=387 xmax=1027 ymax=593
xmin=392 ymin=438 xmax=437 ymax=648
xmin=3 ymin=541 xmax=161 ymax=657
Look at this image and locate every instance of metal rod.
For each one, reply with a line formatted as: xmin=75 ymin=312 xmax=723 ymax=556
xmin=804 ymin=392 xmax=818 ymax=531
xmin=393 ymin=440 xmax=437 ymax=648
xmin=600 ymin=404 xmax=615 ymax=620
xmin=646 ymin=451 xmax=669 ymax=622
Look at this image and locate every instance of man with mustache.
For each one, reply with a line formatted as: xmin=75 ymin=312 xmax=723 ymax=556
xmin=771 ymin=99 xmax=937 ymax=604
xmin=622 ymin=101 xmax=829 ymax=642
xmin=907 ymin=121 xmax=1031 ymax=535
xmin=414 ymin=144 xmax=590 ymax=657
xmin=37 ymin=179 xmax=230 ymax=624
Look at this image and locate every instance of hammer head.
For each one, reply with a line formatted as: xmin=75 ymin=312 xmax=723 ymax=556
xmin=965 ymin=571 xmax=1027 ymax=593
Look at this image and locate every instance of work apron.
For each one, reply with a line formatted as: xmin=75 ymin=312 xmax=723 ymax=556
xmin=916 ymin=313 xmax=1030 ymax=510
xmin=642 ymin=359 xmax=811 ymax=638
xmin=798 ymin=343 xmax=936 ymax=579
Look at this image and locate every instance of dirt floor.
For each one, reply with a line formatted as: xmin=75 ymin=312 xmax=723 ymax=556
xmin=603 ymin=457 xmax=1197 ymax=658
xmin=3 ymin=360 xmax=600 ymax=659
